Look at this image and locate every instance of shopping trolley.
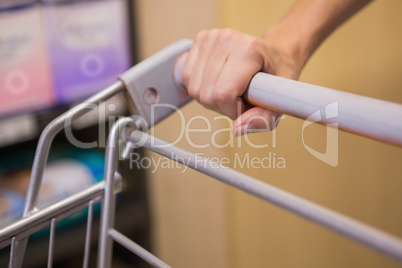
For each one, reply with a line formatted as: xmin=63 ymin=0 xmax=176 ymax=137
xmin=0 ymin=39 xmax=402 ymax=268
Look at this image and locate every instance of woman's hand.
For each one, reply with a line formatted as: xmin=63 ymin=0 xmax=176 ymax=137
xmin=180 ymin=28 xmax=301 ymax=136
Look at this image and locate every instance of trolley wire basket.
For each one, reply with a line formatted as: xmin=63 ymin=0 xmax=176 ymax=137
xmin=1 ymin=39 xmax=402 ymax=268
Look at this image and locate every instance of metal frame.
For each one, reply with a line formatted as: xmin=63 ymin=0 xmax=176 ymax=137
xmin=0 ymin=86 xmax=401 ymax=267
xmin=125 ymin=129 xmax=402 ymax=263
xmin=1 ymin=82 xmax=125 ymax=268
xmin=97 ymin=117 xmax=171 ymax=268
xmin=1 ymin=39 xmax=402 ymax=267
xmin=173 ymin=40 xmax=402 ymax=147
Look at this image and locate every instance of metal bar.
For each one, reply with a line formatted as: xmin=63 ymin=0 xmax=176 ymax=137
xmin=23 ymin=81 xmax=124 ymax=219
xmin=174 ymin=53 xmax=402 ymax=146
xmin=243 ymin=73 xmax=402 ymax=146
xmin=9 ymin=237 xmax=15 ymax=268
xmin=83 ymin=200 xmax=94 ymax=268
xmin=98 ymin=117 xmax=136 ymax=268
xmin=10 ymin=81 xmax=125 ymax=268
xmin=109 ymin=229 xmax=171 ymax=268
xmin=127 ymin=129 xmax=402 ymax=262
xmin=0 ymin=179 xmax=122 ymax=249
xmin=47 ymin=218 xmax=56 ymax=268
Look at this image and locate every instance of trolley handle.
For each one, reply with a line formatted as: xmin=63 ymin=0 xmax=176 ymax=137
xmin=174 ymin=53 xmax=402 ymax=147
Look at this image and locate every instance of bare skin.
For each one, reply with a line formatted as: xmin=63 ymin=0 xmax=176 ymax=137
xmin=180 ymin=0 xmax=372 ymax=136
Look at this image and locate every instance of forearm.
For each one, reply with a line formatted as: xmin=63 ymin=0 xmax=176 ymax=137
xmin=263 ymin=0 xmax=372 ymax=71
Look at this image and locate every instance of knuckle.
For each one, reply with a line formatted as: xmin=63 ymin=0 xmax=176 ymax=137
xmin=197 ymin=29 xmax=221 ymax=48
xmin=221 ymin=28 xmax=236 ymax=37
xmin=187 ymin=82 xmax=200 ymax=100
xmin=212 ymin=90 xmax=230 ymax=105
xmin=199 ymin=92 xmax=214 ymax=108
xmin=245 ymin=36 xmax=263 ymax=53
xmin=217 ymin=28 xmax=236 ymax=44
xmin=251 ymin=38 xmax=263 ymax=50
xmin=194 ymin=30 xmax=208 ymax=43
xmin=208 ymin=28 xmax=220 ymax=37
xmin=181 ymin=69 xmax=190 ymax=87
xmin=199 ymin=96 xmax=209 ymax=108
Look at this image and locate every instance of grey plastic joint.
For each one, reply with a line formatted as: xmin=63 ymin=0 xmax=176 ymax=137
xmin=119 ymin=39 xmax=193 ymax=129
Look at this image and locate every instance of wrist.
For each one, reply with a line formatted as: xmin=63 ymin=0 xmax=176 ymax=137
xmin=262 ymin=16 xmax=318 ymax=75
xmin=262 ymin=0 xmax=373 ymax=74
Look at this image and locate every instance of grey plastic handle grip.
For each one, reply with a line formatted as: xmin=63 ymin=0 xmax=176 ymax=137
xmin=175 ymin=54 xmax=402 ymax=147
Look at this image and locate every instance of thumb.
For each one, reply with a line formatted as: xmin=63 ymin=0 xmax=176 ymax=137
xmin=232 ymin=107 xmax=282 ymax=137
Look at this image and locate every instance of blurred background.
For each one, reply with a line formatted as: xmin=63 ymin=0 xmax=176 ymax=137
xmin=1 ymin=0 xmax=402 ymax=267
xmin=0 ymin=0 xmax=149 ymax=267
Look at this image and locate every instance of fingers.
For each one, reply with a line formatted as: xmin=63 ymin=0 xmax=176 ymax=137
xmin=182 ymin=29 xmax=264 ymax=118
xmin=182 ymin=29 xmax=222 ymax=111
xmin=212 ymin=53 xmax=261 ymax=119
xmin=180 ymin=28 xmax=281 ymax=136
xmin=198 ymin=30 xmax=228 ymax=113
xmin=232 ymin=107 xmax=282 ymax=137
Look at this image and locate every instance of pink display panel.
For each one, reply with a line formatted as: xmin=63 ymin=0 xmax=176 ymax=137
xmin=0 ymin=4 xmax=54 ymax=117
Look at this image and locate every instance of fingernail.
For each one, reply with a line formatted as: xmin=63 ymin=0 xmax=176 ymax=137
xmin=232 ymin=124 xmax=251 ymax=137
xmin=232 ymin=124 xmax=273 ymax=137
